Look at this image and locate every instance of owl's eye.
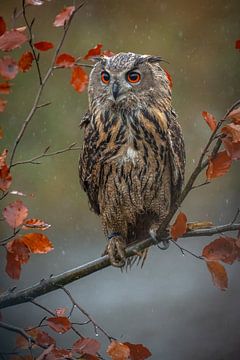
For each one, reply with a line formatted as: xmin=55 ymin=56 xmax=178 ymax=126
xmin=101 ymin=71 xmax=110 ymax=84
xmin=127 ymin=71 xmax=141 ymax=84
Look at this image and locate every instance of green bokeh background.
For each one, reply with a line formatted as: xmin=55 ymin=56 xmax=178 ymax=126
xmin=0 ymin=0 xmax=240 ymax=358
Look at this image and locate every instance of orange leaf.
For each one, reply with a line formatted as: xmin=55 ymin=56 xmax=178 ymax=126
xmin=206 ymin=150 xmax=232 ymax=180
xmin=222 ymin=138 xmax=240 ymax=160
xmin=70 ymin=66 xmax=88 ymax=93
xmin=170 ymin=211 xmax=187 ymax=241
xmin=0 ymin=17 xmax=6 ymax=37
xmin=163 ymin=68 xmax=173 ymax=89
xmin=0 ymin=98 xmax=7 ymax=112
xmin=20 ymin=233 xmax=54 ymax=254
xmin=3 ymin=200 xmax=28 ymax=228
xmin=202 ymin=111 xmax=217 ymax=132
xmin=235 ymin=39 xmax=240 ymax=50
xmin=222 ymin=123 xmax=240 ymax=142
xmin=5 ymin=251 xmax=21 ymax=279
xmin=0 ymin=29 xmax=27 ymax=51
xmin=202 ymin=237 xmax=240 ymax=265
xmin=124 ymin=342 xmax=152 ymax=360
xmin=84 ymin=44 xmax=103 ymax=60
xmin=227 ymin=107 xmax=240 ymax=124
xmin=18 ymin=51 xmax=34 ymax=72
xmin=0 ymin=148 xmax=8 ymax=166
xmin=0 ymin=56 xmax=19 ymax=80
xmin=44 ymin=348 xmax=72 ymax=360
xmin=22 ymin=218 xmax=51 ymax=230
xmin=206 ymin=261 xmax=228 ymax=290
xmin=107 ymin=341 xmax=130 ymax=360
xmin=55 ymin=307 xmax=67 ymax=317
xmin=0 ymin=163 xmax=12 ymax=191
xmin=72 ymin=338 xmax=101 ymax=355
xmin=34 ymin=41 xmax=54 ymax=51
xmin=47 ymin=316 xmax=71 ymax=334
xmin=55 ymin=53 xmax=75 ymax=67
xmin=102 ymin=50 xmax=115 ymax=57
xmin=0 ymin=81 xmax=11 ymax=94
xmin=53 ymin=6 xmax=75 ymax=27
xmin=6 ymin=238 xmax=30 ymax=264
xmin=16 ymin=328 xmax=55 ymax=349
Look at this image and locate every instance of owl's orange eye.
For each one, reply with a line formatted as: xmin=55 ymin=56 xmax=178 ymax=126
xmin=101 ymin=71 xmax=110 ymax=84
xmin=127 ymin=71 xmax=141 ymax=83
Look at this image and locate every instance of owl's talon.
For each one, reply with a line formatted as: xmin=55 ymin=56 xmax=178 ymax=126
xmin=104 ymin=236 xmax=126 ymax=267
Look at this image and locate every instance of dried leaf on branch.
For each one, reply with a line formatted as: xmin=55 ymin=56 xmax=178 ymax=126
xmin=170 ymin=211 xmax=187 ymax=240
xmin=53 ymin=6 xmax=75 ymax=27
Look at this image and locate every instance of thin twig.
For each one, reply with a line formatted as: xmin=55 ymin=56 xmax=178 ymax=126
xmin=168 ymin=239 xmax=204 ymax=260
xmin=0 ymin=321 xmax=39 ymax=348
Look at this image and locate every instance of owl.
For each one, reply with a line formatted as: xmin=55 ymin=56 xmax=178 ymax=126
xmin=79 ymin=52 xmax=185 ymax=267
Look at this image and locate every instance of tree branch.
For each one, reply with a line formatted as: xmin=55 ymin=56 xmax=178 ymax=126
xmin=0 ymin=222 xmax=239 ymax=310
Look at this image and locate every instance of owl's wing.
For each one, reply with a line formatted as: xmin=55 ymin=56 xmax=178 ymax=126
xmin=166 ymin=110 xmax=186 ymax=204
xmin=79 ymin=111 xmax=101 ymax=214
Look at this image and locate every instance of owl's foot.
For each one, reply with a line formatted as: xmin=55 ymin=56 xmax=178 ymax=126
xmin=149 ymin=227 xmax=170 ymax=250
xmin=104 ymin=234 xmax=126 ymax=267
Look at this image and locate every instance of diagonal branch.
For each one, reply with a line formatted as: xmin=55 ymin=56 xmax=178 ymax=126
xmin=0 ymin=222 xmax=239 ymax=310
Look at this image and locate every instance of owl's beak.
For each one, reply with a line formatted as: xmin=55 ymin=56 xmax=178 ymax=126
xmin=112 ymin=82 xmax=120 ymax=100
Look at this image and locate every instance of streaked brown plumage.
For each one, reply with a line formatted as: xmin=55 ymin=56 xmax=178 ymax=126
xmin=79 ymin=52 xmax=185 ymax=266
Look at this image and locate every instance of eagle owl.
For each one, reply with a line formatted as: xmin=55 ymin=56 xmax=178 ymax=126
xmin=79 ymin=52 xmax=185 ymax=267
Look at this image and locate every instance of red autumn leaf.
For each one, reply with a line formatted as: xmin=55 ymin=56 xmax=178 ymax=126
xmin=227 ymin=107 xmax=240 ymax=124
xmin=47 ymin=316 xmax=71 ymax=334
xmin=37 ymin=345 xmax=55 ymax=360
xmin=0 ymin=98 xmax=7 ymax=112
xmin=70 ymin=66 xmax=88 ymax=93
xmin=206 ymin=150 xmax=232 ymax=180
xmin=206 ymin=261 xmax=228 ymax=290
xmin=102 ymin=49 xmax=115 ymax=57
xmin=20 ymin=233 xmax=54 ymax=254
xmin=3 ymin=200 xmax=28 ymax=228
xmin=0 ymin=56 xmax=18 ymax=80
xmin=53 ymin=6 xmax=75 ymax=27
xmin=83 ymin=355 xmax=99 ymax=360
xmin=235 ymin=39 xmax=240 ymax=50
xmin=0 ymin=17 xmax=6 ymax=37
xmin=0 ymin=29 xmax=27 ymax=51
xmin=55 ymin=53 xmax=75 ymax=68
xmin=0 ymin=164 xmax=12 ymax=191
xmin=223 ymin=138 xmax=240 ymax=160
xmin=222 ymin=123 xmax=240 ymax=143
xmin=0 ymin=148 xmax=8 ymax=166
xmin=170 ymin=211 xmax=187 ymax=241
xmin=0 ymin=127 xmax=3 ymax=139
xmin=107 ymin=341 xmax=130 ymax=360
xmin=164 ymin=68 xmax=173 ymax=89
xmin=202 ymin=237 xmax=240 ymax=265
xmin=34 ymin=41 xmax=54 ymax=51
xmin=124 ymin=342 xmax=152 ymax=360
xmin=44 ymin=348 xmax=72 ymax=360
xmin=83 ymin=44 xmax=103 ymax=60
xmin=55 ymin=307 xmax=67 ymax=317
xmin=202 ymin=111 xmax=217 ymax=132
xmin=16 ymin=328 xmax=55 ymax=349
xmin=5 ymin=251 xmax=21 ymax=279
xmin=6 ymin=238 xmax=30 ymax=264
xmin=72 ymin=338 xmax=101 ymax=355
xmin=22 ymin=218 xmax=51 ymax=230
xmin=26 ymin=0 xmax=44 ymax=5
xmin=18 ymin=51 xmax=34 ymax=72
xmin=0 ymin=81 xmax=11 ymax=94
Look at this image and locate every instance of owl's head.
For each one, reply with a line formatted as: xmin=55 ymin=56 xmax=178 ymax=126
xmin=88 ymin=52 xmax=171 ymax=112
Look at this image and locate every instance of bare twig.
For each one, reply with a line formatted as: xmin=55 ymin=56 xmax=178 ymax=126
xmin=0 ymin=222 xmax=239 ymax=310
xmin=0 ymin=321 xmax=39 ymax=348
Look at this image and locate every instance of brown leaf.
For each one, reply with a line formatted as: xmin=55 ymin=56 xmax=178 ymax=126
xmin=163 ymin=68 xmax=173 ymax=89
xmin=5 ymin=251 xmax=21 ymax=279
xmin=0 ymin=126 xmax=3 ymax=139
xmin=6 ymin=238 xmax=30 ymax=264
xmin=206 ymin=261 xmax=228 ymax=290
xmin=202 ymin=111 xmax=217 ymax=132
xmin=0 ymin=81 xmax=11 ymax=94
xmin=22 ymin=218 xmax=51 ymax=230
xmin=107 ymin=341 xmax=130 ymax=360
xmin=0 ymin=56 xmax=18 ymax=80
xmin=235 ymin=39 xmax=240 ymax=50
xmin=124 ymin=342 xmax=152 ymax=360
xmin=20 ymin=233 xmax=54 ymax=254
xmin=202 ymin=237 xmax=240 ymax=265
xmin=222 ymin=138 xmax=240 ymax=160
xmin=37 ymin=345 xmax=55 ymax=360
xmin=3 ymin=200 xmax=28 ymax=228
xmin=18 ymin=51 xmax=34 ymax=72
xmin=170 ymin=212 xmax=187 ymax=241
xmin=72 ymin=338 xmax=101 ymax=355
xmin=0 ymin=30 xmax=27 ymax=51
xmin=0 ymin=148 xmax=8 ymax=166
xmin=47 ymin=317 xmax=71 ymax=334
xmin=26 ymin=0 xmax=44 ymax=5
xmin=0 ymin=17 xmax=6 ymax=37
xmin=0 ymin=163 xmax=12 ymax=191
xmin=227 ymin=107 xmax=240 ymax=124
xmin=55 ymin=307 xmax=67 ymax=317
xmin=222 ymin=123 xmax=240 ymax=143
xmin=55 ymin=53 xmax=75 ymax=67
xmin=102 ymin=50 xmax=115 ymax=57
xmin=44 ymin=348 xmax=72 ymax=360
xmin=53 ymin=6 xmax=75 ymax=27
xmin=0 ymin=98 xmax=7 ymax=112
xmin=83 ymin=44 xmax=103 ymax=60
xmin=16 ymin=328 xmax=55 ymax=349
xmin=34 ymin=41 xmax=54 ymax=51
xmin=187 ymin=221 xmax=213 ymax=231
xmin=70 ymin=66 xmax=88 ymax=93
xmin=206 ymin=150 xmax=232 ymax=180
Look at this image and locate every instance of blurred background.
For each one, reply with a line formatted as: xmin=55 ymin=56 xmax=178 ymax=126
xmin=0 ymin=0 xmax=240 ymax=358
